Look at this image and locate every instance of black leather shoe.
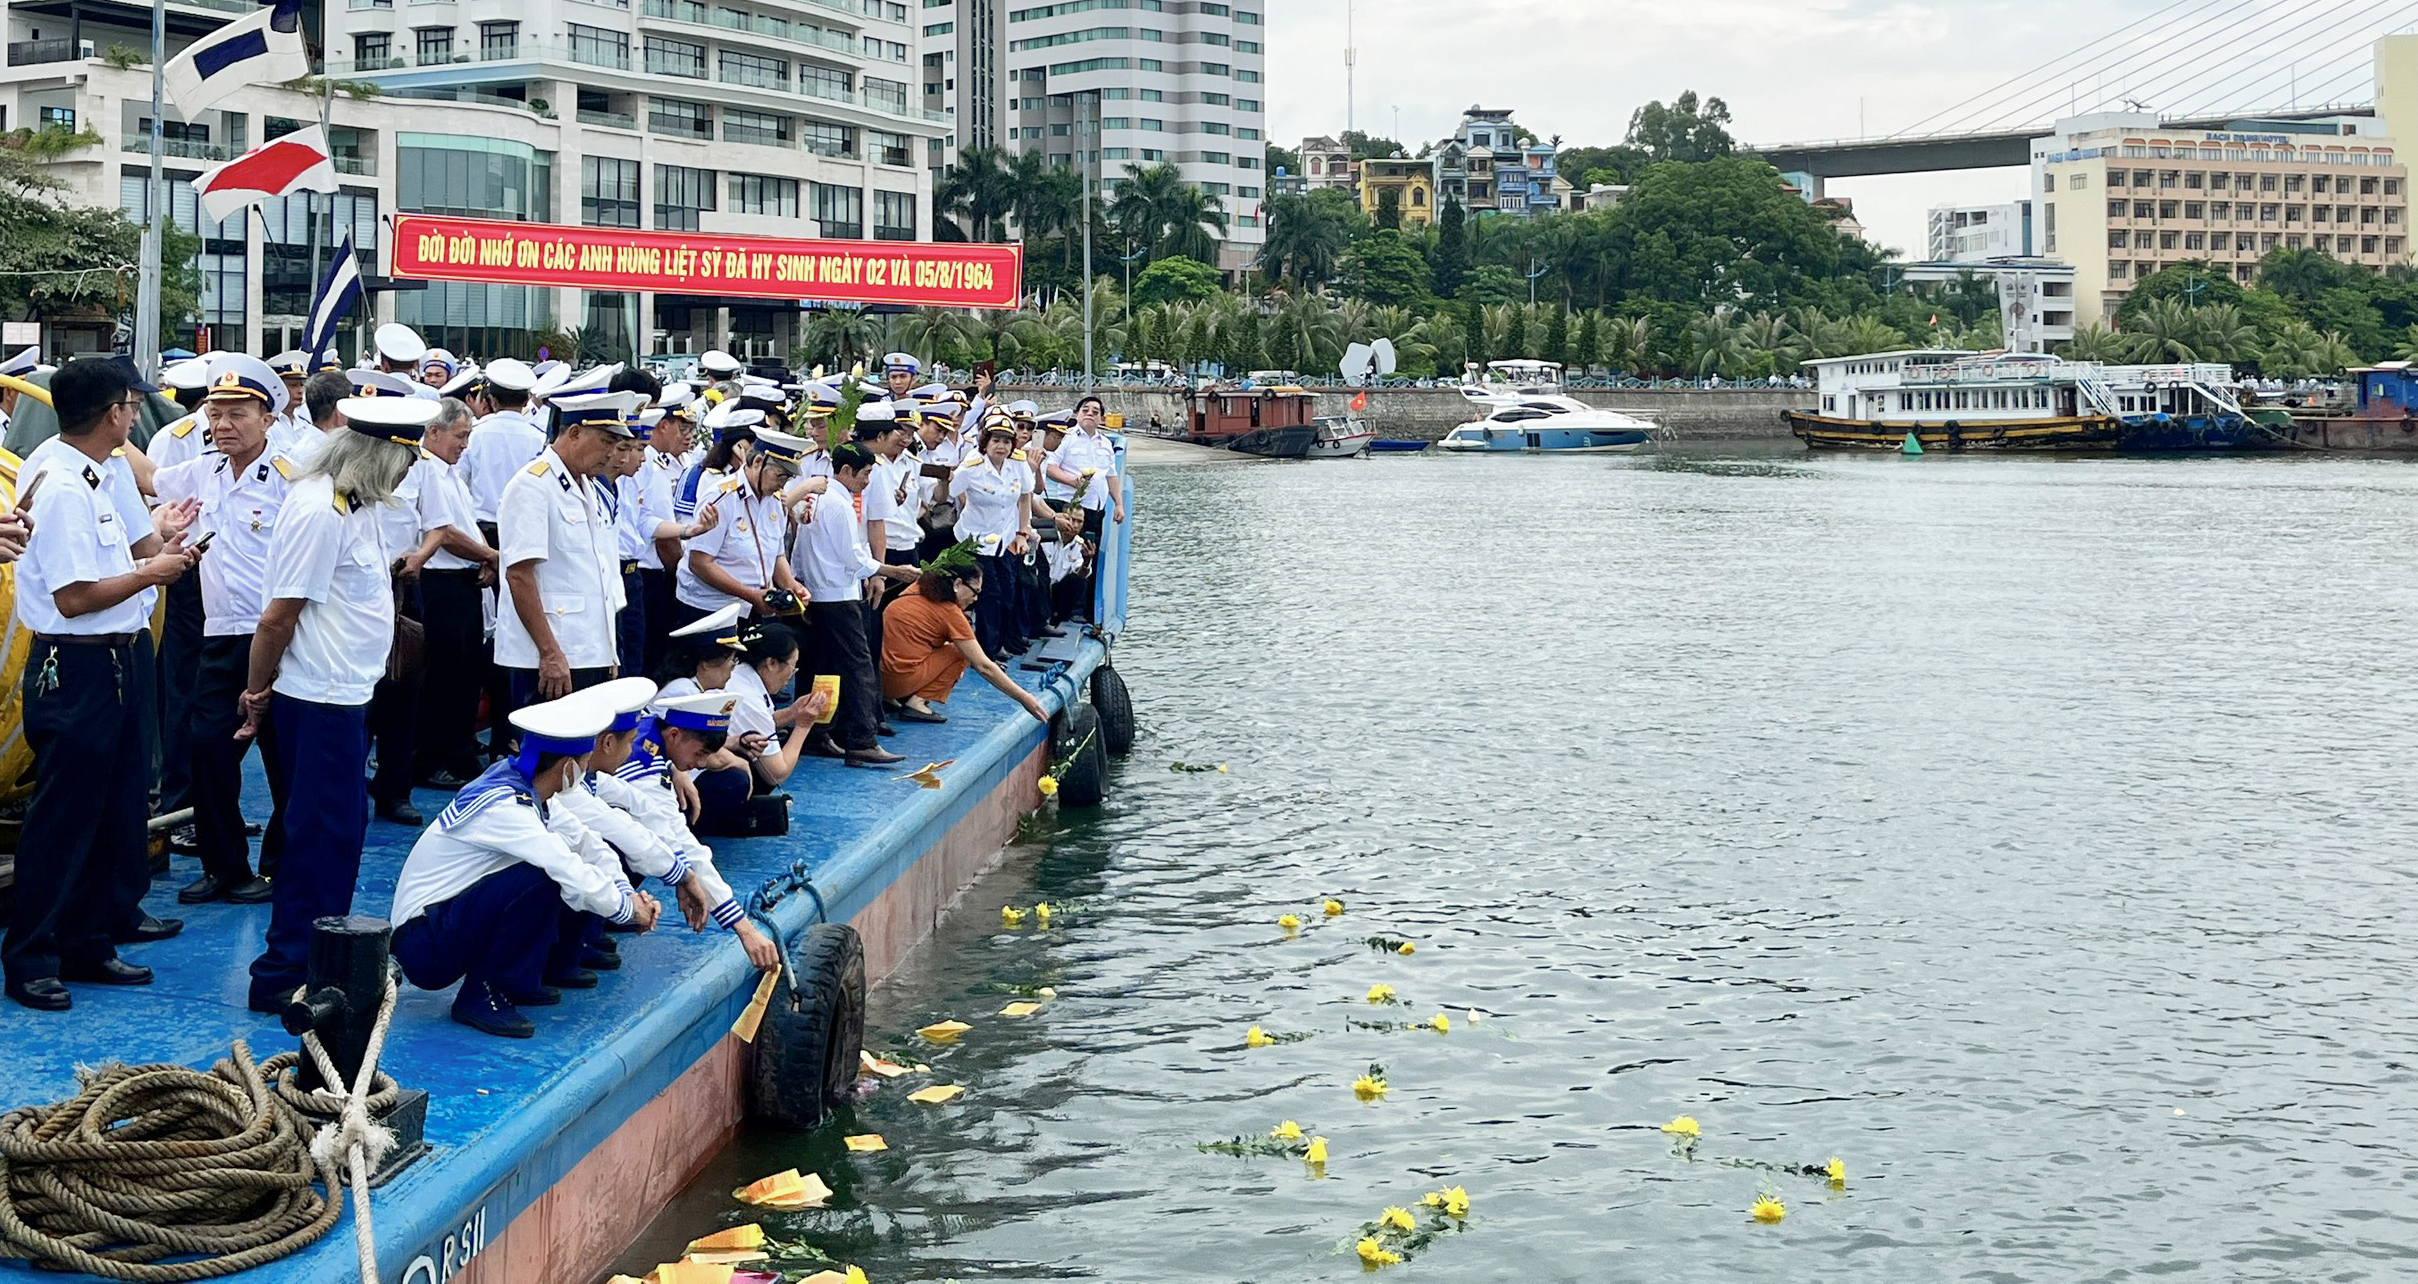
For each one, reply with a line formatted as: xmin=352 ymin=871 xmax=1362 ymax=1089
xmin=502 ymin=985 xmax=563 ymax=1008
xmin=543 ymin=967 xmax=599 ymax=989
xmin=591 ymin=937 xmax=618 ymax=956
xmin=227 ymin=877 xmax=273 ymax=904
xmin=579 ymin=947 xmax=621 ymax=972
xmin=118 ymin=914 xmax=184 ymax=944
xmin=876 ymin=721 xmax=898 ymax=737
xmin=6 ymin=978 xmax=70 ymax=1011
xmin=179 ymin=873 xmax=230 ymax=904
xmin=451 ymin=982 xmax=535 ymax=1038
xmin=377 ymin=800 xmax=424 ymax=827
xmin=802 ymin=737 xmax=848 ymax=760
xmin=61 ymin=957 xmax=152 ymax=986
xmin=845 ymin=746 xmax=905 ymax=768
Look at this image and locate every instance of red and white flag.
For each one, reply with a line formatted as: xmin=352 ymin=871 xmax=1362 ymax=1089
xmin=192 ymin=126 xmax=337 ymax=224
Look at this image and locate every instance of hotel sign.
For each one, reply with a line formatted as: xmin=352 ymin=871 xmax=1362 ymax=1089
xmin=390 ymin=214 xmax=1024 ymax=309
xmin=2199 ymin=133 xmax=2294 ymax=145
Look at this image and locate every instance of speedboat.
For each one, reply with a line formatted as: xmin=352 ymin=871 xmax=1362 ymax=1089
xmin=1437 ymin=395 xmax=1654 ymax=453
xmin=1307 ymin=416 xmax=1373 ymax=458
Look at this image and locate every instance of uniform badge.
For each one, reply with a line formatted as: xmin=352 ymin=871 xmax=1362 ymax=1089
xmin=557 ymin=472 xmax=573 ymax=493
xmin=271 ymin=456 xmax=295 ymax=480
xmin=81 ymin=466 xmax=100 ymax=488
xmin=255 ymin=463 xmax=269 ymax=482
xmin=527 ymin=460 xmax=552 ymax=477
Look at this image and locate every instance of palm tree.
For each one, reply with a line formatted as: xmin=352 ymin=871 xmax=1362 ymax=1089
xmin=2061 ymin=322 xmax=2137 ymax=363
xmin=1736 ymin=311 xmax=1797 ymax=378
xmin=2190 ymin=302 xmax=2257 ymax=363
xmin=804 ymin=307 xmax=880 ymax=369
xmin=1161 ymin=184 xmax=1229 ymax=265
xmin=1685 ymin=308 xmax=1747 ymax=378
xmin=1261 ymin=193 xmax=1350 ymax=291
xmin=1263 ymin=293 xmax=1342 ymax=375
xmin=934 ymin=147 xmax=1017 ymax=242
xmin=1408 ymin=310 xmax=1464 ymax=374
xmin=1604 ymin=315 xmax=1655 ymax=374
xmin=2128 ymin=297 xmax=2205 ymax=362
xmin=1110 ymin=162 xmax=1224 ymax=261
xmin=1837 ymin=314 xmax=1904 ymax=356
xmin=2260 ymin=319 xmax=2356 ymax=379
xmin=880 ymin=308 xmax=971 ymax=368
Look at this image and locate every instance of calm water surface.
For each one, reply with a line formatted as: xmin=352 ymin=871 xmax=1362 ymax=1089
xmin=624 ymin=444 xmax=2418 ymax=1282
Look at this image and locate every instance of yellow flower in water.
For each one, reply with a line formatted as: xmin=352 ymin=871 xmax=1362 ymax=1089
xmin=1423 ymin=1185 xmax=1470 ymax=1218
xmin=1396 ymin=942 xmax=1415 ymax=956
xmin=1827 ymin=1157 xmax=1846 ymax=1187
xmin=1277 ymin=913 xmax=1301 ymax=931
xmin=1365 ymin=984 xmax=1395 ymax=1004
xmin=1379 ymin=1206 xmax=1416 ymax=1232
xmin=1661 ymin=1115 xmax=1701 ymax=1139
xmin=1271 ymin=1120 xmax=1303 ymax=1141
xmin=1035 ymin=774 xmax=1058 ymax=798
xmin=1429 ymin=1013 xmax=1451 ymax=1034
xmin=1245 ymin=1025 xmax=1274 ymax=1048
xmin=1324 ymin=899 xmax=1345 ymax=917
xmin=846 ymin=1268 xmax=871 ymax=1284
xmin=1352 ymin=1073 xmax=1388 ymax=1101
xmin=1752 ymin=1194 xmax=1787 ymax=1224
xmin=1034 ymin=903 xmax=1053 ymax=922
xmin=1305 ymin=1136 xmax=1329 ymax=1164
xmin=1000 ymin=906 xmax=1024 ymax=927
xmin=1355 ymin=1237 xmax=1402 ymax=1267
xmin=1216 ymin=763 xmax=1229 ymax=773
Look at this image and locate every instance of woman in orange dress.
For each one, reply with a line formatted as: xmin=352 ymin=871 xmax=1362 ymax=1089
xmin=882 ymin=547 xmax=1048 ymax=725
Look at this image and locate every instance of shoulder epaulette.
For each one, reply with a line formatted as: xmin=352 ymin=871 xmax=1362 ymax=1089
xmin=526 ymin=459 xmax=552 ymax=477
xmin=332 ymin=492 xmax=350 ymax=515
xmin=169 ymin=416 xmax=197 ymax=439
xmin=270 ymin=455 xmax=295 ymax=480
xmin=108 ymin=446 xmax=125 ymax=458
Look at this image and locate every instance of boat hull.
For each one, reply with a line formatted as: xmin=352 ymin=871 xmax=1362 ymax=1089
xmin=1227 ymin=424 xmax=1317 ymax=458
xmin=2277 ymin=413 xmax=2418 ymax=451
xmin=2114 ymin=413 xmax=2267 ymax=451
xmin=1437 ymin=428 xmax=1648 ymax=453
xmin=1368 ymin=439 xmax=1429 ymax=453
xmin=1785 ymin=411 xmax=2120 ymax=452
xmin=1308 ymin=430 xmax=1373 ymax=458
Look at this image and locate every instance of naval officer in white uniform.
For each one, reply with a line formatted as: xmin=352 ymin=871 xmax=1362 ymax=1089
xmin=495 ymin=383 xmax=633 ymax=710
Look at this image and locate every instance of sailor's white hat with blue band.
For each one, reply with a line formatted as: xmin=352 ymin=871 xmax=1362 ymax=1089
xmin=668 ymin=602 xmax=747 ymax=652
xmin=204 ymin=353 xmax=286 ymax=413
xmin=554 ymin=390 xmax=640 ymax=437
xmin=373 ymin=322 xmax=427 ymax=367
xmin=0 ymin=346 xmax=43 ymax=378
xmin=510 ymin=692 xmax=612 ymax=773
xmin=655 ymin=690 xmax=739 ymax=733
xmin=582 ymin=676 xmax=660 ymax=734
xmin=346 ymin=369 xmax=417 ymax=398
xmin=750 ymin=426 xmax=813 ymax=469
xmin=339 ymin=394 xmax=441 ymax=446
xmin=883 ymin=351 xmax=921 ymax=376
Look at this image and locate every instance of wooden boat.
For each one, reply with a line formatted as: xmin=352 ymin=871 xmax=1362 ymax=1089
xmin=1182 ymin=384 xmax=1317 ymax=450
xmin=1226 ymin=424 xmax=1316 ymax=458
xmin=1307 ymin=416 xmax=1373 ymax=458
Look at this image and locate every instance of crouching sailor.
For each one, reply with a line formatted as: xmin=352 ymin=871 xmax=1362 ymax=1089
xmin=388 ymin=696 xmax=664 ymax=1037
xmin=569 ymin=679 xmax=783 ymax=970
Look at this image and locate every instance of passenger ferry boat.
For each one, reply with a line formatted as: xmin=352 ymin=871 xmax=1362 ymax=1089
xmin=1439 ymin=394 xmax=1655 ymax=453
xmin=1784 ymin=350 xmax=2261 ymax=452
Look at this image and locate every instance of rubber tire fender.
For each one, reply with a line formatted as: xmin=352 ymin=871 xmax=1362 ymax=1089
xmin=1053 ymin=702 xmax=1109 ymax=808
xmin=1089 ymin=664 xmax=1135 ymax=757
xmin=747 ymin=921 xmax=866 ymax=1129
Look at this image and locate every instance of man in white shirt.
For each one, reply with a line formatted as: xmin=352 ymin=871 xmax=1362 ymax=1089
xmin=1044 ymin=392 xmax=1124 ymax=622
xmin=236 ymin=393 xmax=432 ymax=1014
xmin=454 ymin=358 xmax=545 ymax=538
xmin=674 ymin=415 xmax=808 ymax=627
xmin=633 ymin=399 xmax=702 ymax=674
xmin=153 ymin=356 xmax=299 ymax=906
xmin=795 ymin=440 xmax=916 ymax=766
xmin=495 ymin=389 xmax=631 ymax=713
xmin=406 ymin=398 xmax=499 ymax=789
xmin=5 ymin=358 xmax=198 ymax=1012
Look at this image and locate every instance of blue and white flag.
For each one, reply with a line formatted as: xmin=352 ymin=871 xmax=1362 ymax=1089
xmin=163 ymin=0 xmax=308 ymax=118
xmin=301 ymin=232 xmax=363 ymax=367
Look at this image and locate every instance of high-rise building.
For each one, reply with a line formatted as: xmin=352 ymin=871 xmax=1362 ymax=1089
xmin=1927 ymin=201 xmax=2034 ymax=262
xmin=922 ymin=0 xmax=1267 ymax=268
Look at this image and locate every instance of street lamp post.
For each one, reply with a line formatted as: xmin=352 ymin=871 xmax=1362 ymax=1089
xmin=1525 ymin=260 xmax=1548 ymax=306
xmin=1081 ymin=89 xmax=1096 ymax=392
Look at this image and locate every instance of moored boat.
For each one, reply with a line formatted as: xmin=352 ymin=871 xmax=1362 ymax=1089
xmin=1438 ymin=394 xmax=1654 ymax=453
xmin=1182 ymin=384 xmax=1318 ymax=453
xmin=1227 ymin=423 xmax=1316 ymax=458
xmin=1785 ymin=349 xmax=2262 ymax=452
xmin=1368 ymin=439 xmax=1429 ymax=453
xmin=2275 ymin=363 xmax=2418 ymax=450
xmin=1307 ymin=416 xmax=1374 ymax=458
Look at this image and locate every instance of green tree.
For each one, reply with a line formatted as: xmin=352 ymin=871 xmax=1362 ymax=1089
xmin=1458 ymin=263 xmax=1523 ymax=307
xmin=1430 ymin=195 xmax=1469 ymax=298
xmin=2128 ymin=297 xmax=2206 ymax=362
xmin=1265 ymin=143 xmax=1300 ymax=177
xmin=1573 ymin=309 xmax=1600 ymax=374
xmin=0 ymin=129 xmax=197 ymax=340
xmin=1110 ymin=161 xmax=1229 ymax=263
xmin=2260 ymin=318 xmax=2357 ymax=378
xmin=1541 ymin=304 xmax=1569 ymax=367
xmin=1596 ymin=157 xmax=1845 ymax=312
xmin=1132 ymin=255 xmax=1221 ymax=307
xmin=1553 ymin=144 xmax=1650 ymax=190
xmin=1502 ymin=304 xmax=1528 ymax=359
xmin=1374 ymin=186 xmax=1401 ymax=231
xmin=2061 ymin=322 xmax=2138 ymax=362
xmin=1260 ymin=192 xmax=1355 ymax=291
xmin=1337 ymin=229 xmax=1432 ymax=307
xmin=1624 ymin=90 xmax=1735 ymax=163
xmin=934 ymin=146 xmax=1018 ymax=242
xmin=1341 ymin=130 xmax=1406 ymax=161
xmin=2257 ymin=246 xmax=2365 ymax=303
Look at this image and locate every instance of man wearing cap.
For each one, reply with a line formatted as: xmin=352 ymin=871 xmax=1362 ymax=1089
xmin=138 ymin=355 xmax=217 ymax=853
xmin=0 ymin=345 xmax=40 ymax=438
xmin=405 ymin=397 xmax=500 ymax=789
xmin=372 ymin=323 xmax=428 ymax=379
xmin=495 ymin=383 xmax=631 ymax=711
xmin=152 ymin=356 xmax=301 ymax=906
xmin=236 ymin=392 xmax=431 ymax=1014
xmin=267 ymin=352 xmax=310 ymax=441
xmin=796 ymin=441 xmax=915 ymax=767
xmin=697 ymin=350 xmax=745 ymax=384
xmin=418 ymin=350 xmax=456 ymax=389
xmin=676 ymin=422 xmax=809 ymax=628
xmin=881 ymin=352 xmax=923 ymax=403
xmin=5 ymin=358 xmax=200 ymax=1011
xmin=909 ymin=392 xmax=968 ymax=560
xmin=455 ymin=358 xmax=545 ymax=539
xmin=388 ymin=694 xmax=662 ymax=1037
xmin=634 ymin=390 xmax=703 ymax=674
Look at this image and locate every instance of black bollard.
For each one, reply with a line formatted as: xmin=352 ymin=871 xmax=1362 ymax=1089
xmin=281 ymin=914 xmax=431 ymax=1185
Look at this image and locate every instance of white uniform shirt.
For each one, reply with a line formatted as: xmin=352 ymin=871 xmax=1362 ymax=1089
xmin=794 ymin=484 xmax=879 ymax=603
xmin=606 ymin=475 xmax=650 ymax=564
xmin=152 ymin=448 xmax=297 ymax=636
xmin=268 ymin=417 xmax=322 ymax=461
xmin=865 ymin=453 xmax=920 ymax=552
xmin=951 ymin=455 xmax=1033 ymax=544
xmin=265 ymin=474 xmax=397 ymax=706
xmin=415 ymin=454 xmax=484 ymax=572
xmin=456 ymin=410 xmax=547 ymax=524
xmin=390 ymin=778 xmax=633 ymax=929
xmin=1052 ymin=426 xmax=1120 ymax=511
xmin=16 ymin=443 xmax=152 ymax=636
xmin=723 ymin=661 xmax=778 ymax=743
xmin=595 ymin=760 xmax=740 ymax=927
xmin=674 ymin=472 xmax=787 ymax=613
xmin=630 ymin=448 xmax=688 ymax=571
xmin=494 ymin=449 xmax=622 ymax=671
xmin=143 ymin=413 xmax=210 ymax=474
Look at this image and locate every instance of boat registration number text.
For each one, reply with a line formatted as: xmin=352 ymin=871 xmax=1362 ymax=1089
xmin=395 ymin=1206 xmax=490 ymax=1284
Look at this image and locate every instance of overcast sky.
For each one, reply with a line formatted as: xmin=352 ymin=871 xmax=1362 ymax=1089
xmin=1267 ymin=0 xmax=2400 ymax=257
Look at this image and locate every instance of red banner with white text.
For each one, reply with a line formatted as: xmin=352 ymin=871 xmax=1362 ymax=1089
xmin=388 ymin=215 xmax=1023 ymax=309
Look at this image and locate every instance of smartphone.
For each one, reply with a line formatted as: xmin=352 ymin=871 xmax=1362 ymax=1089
xmin=13 ymin=469 xmax=46 ymax=514
xmin=189 ymin=529 xmax=216 ymax=555
xmin=972 ymin=359 xmax=997 ymax=387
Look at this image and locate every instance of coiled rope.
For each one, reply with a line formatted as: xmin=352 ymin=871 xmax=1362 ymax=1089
xmin=0 ymin=969 xmax=402 ymax=1281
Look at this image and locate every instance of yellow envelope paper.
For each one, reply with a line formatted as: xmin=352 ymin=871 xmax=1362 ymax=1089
xmin=655 ymin=1264 xmax=735 ymax=1284
xmin=683 ymin=1250 xmax=768 ymax=1267
xmin=917 ymin=1020 xmax=971 ymax=1043
xmin=731 ymin=970 xmax=780 ymax=1043
xmin=798 ymin=1272 xmax=870 ymax=1284
xmin=811 ymin=674 xmax=841 ymax=725
xmin=843 ymin=1134 xmax=888 ymax=1152
xmin=733 ymin=1169 xmax=833 ymax=1209
xmin=997 ymin=1002 xmax=1043 ymax=1018
xmin=686 ymin=1225 xmax=764 ymax=1253
xmin=906 ymin=1084 xmax=965 ymax=1105
xmin=860 ymin=1050 xmax=912 ymax=1078
xmin=904 ymin=760 xmax=952 ymax=789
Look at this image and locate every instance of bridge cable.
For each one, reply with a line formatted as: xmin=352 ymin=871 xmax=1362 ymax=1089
xmin=1898 ymin=0 xmax=2259 ymax=136
xmin=1884 ymin=0 xmax=2211 ymax=137
xmin=2109 ymin=0 xmax=2410 ymax=123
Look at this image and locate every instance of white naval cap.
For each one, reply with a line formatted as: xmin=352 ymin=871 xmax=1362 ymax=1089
xmin=438 ymin=361 xmax=483 ymax=398
xmin=510 ymin=691 xmax=613 ymax=760
xmin=483 ymin=357 xmax=537 ymax=393
xmin=581 ymin=676 xmax=660 ymax=732
xmin=0 ymin=346 xmax=42 ymax=378
xmin=372 ymin=322 xmax=427 ymax=367
xmin=267 ymin=350 xmax=310 ymax=377
xmin=667 ymin=601 xmax=747 ymax=650
xmin=162 ymin=356 xmax=214 ymax=391
xmin=750 ymin=425 xmax=813 ymax=469
xmin=698 ymin=349 xmax=744 ymax=377
xmin=654 ymin=688 xmax=740 ymax=733
xmin=553 ymin=389 xmax=639 ymax=437
xmin=701 ymin=399 xmax=762 ymax=433
xmin=346 ymin=369 xmax=418 ymax=398
xmin=337 ymin=393 xmax=441 ymax=445
xmin=656 ymin=382 xmax=696 ymax=413
xmin=203 ymin=353 xmax=289 ymax=415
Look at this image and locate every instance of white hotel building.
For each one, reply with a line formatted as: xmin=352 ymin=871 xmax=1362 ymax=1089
xmin=917 ymin=0 xmax=1267 ymax=268
xmin=0 ymin=0 xmax=948 ymax=359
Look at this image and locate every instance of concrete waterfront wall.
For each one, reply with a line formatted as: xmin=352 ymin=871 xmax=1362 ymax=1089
xmin=1001 ymin=385 xmax=1814 ymax=440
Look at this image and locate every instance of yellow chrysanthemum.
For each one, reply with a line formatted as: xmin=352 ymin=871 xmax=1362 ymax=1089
xmin=1352 ymin=1074 xmax=1388 ymax=1101
xmin=1439 ymin=1185 xmax=1470 ymax=1217
xmin=1429 ymin=1013 xmax=1450 ymax=1033
xmin=1033 ymin=903 xmax=1053 ymax=922
xmin=1277 ymin=913 xmax=1301 ymax=931
xmin=1661 ymin=1115 xmax=1701 ymax=1138
xmin=1324 ymin=899 xmax=1345 ymax=917
xmin=1380 ymin=1206 xmax=1415 ymax=1232
xmin=1271 ymin=1120 xmax=1303 ymax=1141
xmin=1752 ymin=1195 xmax=1786 ymax=1223
xmin=1245 ymin=1025 xmax=1273 ymax=1048
xmin=1355 ymin=1237 xmax=1402 ymax=1267
xmin=1365 ymin=984 xmax=1395 ymax=1004
xmin=1035 ymin=775 xmax=1058 ymax=797
xmin=1396 ymin=941 xmax=1415 ymax=956
xmin=1305 ymin=1136 xmax=1329 ymax=1164
xmin=1826 ymin=1156 xmax=1846 ymax=1187
xmin=1000 ymin=906 xmax=1024 ymax=926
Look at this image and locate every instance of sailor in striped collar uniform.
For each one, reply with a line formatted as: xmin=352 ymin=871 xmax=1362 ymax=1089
xmin=391 ymin=694 xmax=663 ymax=1038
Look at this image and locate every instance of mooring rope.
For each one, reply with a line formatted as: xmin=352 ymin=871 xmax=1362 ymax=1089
xmin=0 ymin=970 xmax=401 ymax=1282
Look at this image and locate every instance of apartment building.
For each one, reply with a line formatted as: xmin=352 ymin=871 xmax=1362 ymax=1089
xmin=920 ymin=0 xmax=1268 ymax=269
xmin=0 ymin=0 xmax=945 ymax=359
xmin=2033 ymin=111 xmax=2407 ymax=326
xmin=1926 ymin=201 xmax=2033 ymax=262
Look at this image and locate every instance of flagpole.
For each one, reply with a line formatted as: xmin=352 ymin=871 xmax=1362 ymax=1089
xmin=135 ymin=0 xmax=164 ymax=375
xmin=308 ymin=59 xmax=331 ymax=332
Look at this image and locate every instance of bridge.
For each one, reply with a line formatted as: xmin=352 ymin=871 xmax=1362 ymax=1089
xmin=1758 ymin=105 xmax=2377 ymax=189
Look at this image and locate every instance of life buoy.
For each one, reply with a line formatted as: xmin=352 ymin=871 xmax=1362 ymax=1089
xmin=1089 ymin=665 xmax=1134 ymax=757
xmin=747 ymin=922 xmax=866 ymax=1129
xmin=1052 ymin=703 xmax=1109 ymax=808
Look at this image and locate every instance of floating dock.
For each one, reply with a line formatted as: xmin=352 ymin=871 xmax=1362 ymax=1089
xmin=0 ymin=464 xmax=1133 ymax=1284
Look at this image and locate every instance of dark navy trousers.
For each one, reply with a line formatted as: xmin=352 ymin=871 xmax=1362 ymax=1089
xmin=191 ymin=633 xmax=285 ymax=884
xmin=4 ymin=638 xmax=148 ymax=985
xmin=248 ymin=693 xmax=370 ymax=1008
xmin=392 ymin=862 xmax=560 ymax=999
xmin=615 ymin=565 xmax=645 ymax=679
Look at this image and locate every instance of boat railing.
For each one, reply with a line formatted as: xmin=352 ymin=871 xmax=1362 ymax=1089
xmin=2074 ymin=373 xmax=2121 ymax=418
xmin=1902 ymin=359 xmax=2091 ymax=385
